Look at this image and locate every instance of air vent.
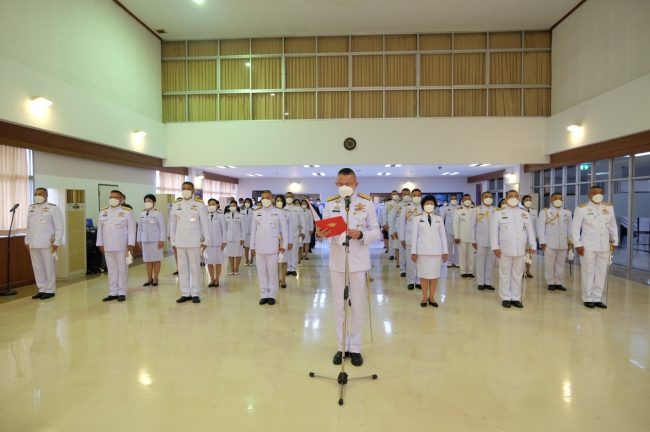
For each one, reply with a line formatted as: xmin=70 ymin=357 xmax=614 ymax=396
xmin=156 ymin=29 xmax=167 ymax=34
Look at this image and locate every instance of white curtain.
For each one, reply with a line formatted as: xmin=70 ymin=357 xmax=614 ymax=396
xmin=0 ymin=145 xmax=30 ymax=231
xmin=203 ymin=179 xmax=238 ymax=202
xmin=156 ymin=171 xmax=186 ymax=197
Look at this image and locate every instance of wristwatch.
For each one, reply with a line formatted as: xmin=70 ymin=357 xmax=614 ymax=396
xmin=358 ymin=231 xmax=364 ymax=240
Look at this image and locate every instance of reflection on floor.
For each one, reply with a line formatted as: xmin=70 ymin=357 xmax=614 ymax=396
xmin=0 ymin=243 xmax=649 ymax=432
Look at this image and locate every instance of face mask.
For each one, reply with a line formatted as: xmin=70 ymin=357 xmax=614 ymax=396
xmin=507 ymin=197 xmax=519 ymax=208
xmin=109 ymin=198 xmax=120 ymax=207
xmin=207 ymin=205 xmax=217 ymax=213
xmin=591 ymin=194 xmax=604 ymax=204
xmin=181 ymin=190 xmax=193 ymax=200
xmin=144 ymin=201 xmax=154 ymax=210
xmin=500 ymin=204 xmax=507 ymax=209
xmin=338 ymin=185 xmax=354 ymax=198
xmin=261 ymin=199 xmax=272 ymax=208
xmin=523 ymin=201 xmax=532 ymax=208
xmin=391 ymin=194 xmax=399 ymax=201
xmin=34 ymin=195 xmax=45 ymax=204
xmin=301 ymin=204 xmax=308 ymax=209
xmin=412 ymin=196 xmax=422 ymax=205
xmin=244 ymin=202 xmax=251 ymax=208
xmin=552 ymin=200 xmax=563 ymax=208
xmin=423 ymin=204 xmax=435 ymax=214
xmin=483 ymin=198 xmax=493 ymax=206
xmin=286 ymin=197 xmax=294 ymax=205
xmin=463 ymin=200 xmax=472 ymax=207
xmin=450 ymin=199 xmax=458 ymax=206
xmin=275 ymin=201 xmax=283 ymax=209
xmin=229 ymin=206 xmax=237 ymax=211
xmin=403 ymin=195 xmax=411 ymax=202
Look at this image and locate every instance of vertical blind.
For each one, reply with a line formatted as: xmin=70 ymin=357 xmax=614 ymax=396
xmin=0 ymin=145 xmax=30 ymax=231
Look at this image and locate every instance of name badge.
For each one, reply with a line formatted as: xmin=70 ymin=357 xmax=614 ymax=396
xmin=190 ymin=217 xmax=197 ymax=222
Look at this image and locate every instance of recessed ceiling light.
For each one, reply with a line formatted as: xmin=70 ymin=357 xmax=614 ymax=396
xmin=481 ymin=163 xmax=491 ymax=166
xmin=441 ymin=172 xmax=451 ymax=176
xmin=377 ymin=172 xmax=392 ymax=176
xmin=469 ymin=163 xmax=480 ymax=167
xmin=312 ymin=172 xmax=325 ymax=176
xmin=384 ymin=164 xmax=402 ymax=167
xmin=635 ymin=152 xmax=650 ymax=157
xmin=226 ymin=165 xmax=237 ymax=169
xmin=245 ymin=174 xmax=255 ymax=177
xmin=193 ymin=0 xmax=205 ymax=4
xmin=449 ymin=172 xmax=460 ymax=176
xmin=304 ymin=164 xmax=320 ymax=168
xmin=567 ymin=124 xmax=583 ymax=132
xmin=216 ymin=165 xmax=226 ymax=169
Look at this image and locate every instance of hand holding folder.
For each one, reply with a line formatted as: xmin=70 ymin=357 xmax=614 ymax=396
xmin=315 ymin=216 xmax=347 ymax=238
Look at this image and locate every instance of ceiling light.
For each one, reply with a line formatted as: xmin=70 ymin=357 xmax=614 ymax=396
xmin=193 ymin=0 xmax=205 ymax=5
xmin=449 ymin=172 xmax=460 ymax=176
xmin=312 ymin=172 xmax=325 ymax=176
xmin=246 ymin=174 xmax=255 ymax=177
xmin=216 ymin=165 xmax=227 ymax=169
xmin=245 ymin=62 xmax=251 ymax=67
xmin=567 ymin=124 xmax=582 ymax=133
xmin=469 ymin=164 xmax=480 ymax=167
xmin=245 ymin=173 xmax=263 ymax=177
xmin=30 ymin=96 xmax=53 ymax=109
xmin=635 ymin=152 xmax=650 ymax=157
xmin=226 ymin=165 xmax=237 ymax=169
xmin=481 ymin=163 xmax=491 ymax=166
xmin=270 ymin=93 xmax=276 ymax=97
xmin=304 ymin=164 xmax=320 ymax=168
xmin=377 ymin=172 xmax=392 ymax=176
xmin=132 ymin=130 xmax=146 ymax=139
xmin=441 ymin=172 xmax=451 ymax=176
xmin=384 ymin=164 xmax=402 ymax=168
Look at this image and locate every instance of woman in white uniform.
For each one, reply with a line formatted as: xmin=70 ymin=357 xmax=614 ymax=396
xmin=411 ymin=196 xmax=448 ymax=308
xmin=224 ymin=200 xmax=244 ymax=275
xmin=275 ymin=195 xmax=290 ymax=288
xmin=205 ymin=198 xmax=227 ymax=287
xmin=300 ymin=199 xmax=314 ymax=261
xmin=136 ymin=194 xmax=165 ymax=286
xmin=241 ymin=198 xmax=254 ymax=266
xmin=521 ymin=194 xmax=538 ymax=278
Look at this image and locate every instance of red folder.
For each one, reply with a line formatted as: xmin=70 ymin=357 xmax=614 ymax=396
xmin=315 ymin=216 xmax=348 ymax=238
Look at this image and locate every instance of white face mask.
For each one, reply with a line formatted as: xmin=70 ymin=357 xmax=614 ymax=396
xmin=412 ymin=196 xmax=422 ymax=205
xmin=181 ymin=190 xmax=193 ymax=200
xmin=144 ymin=201 xmax=154 ymax=210
xmin=591 ymin=194 xmax=604 ymax=204
xmin=483 ymin=197 xmax=493 ymax=206
xmin=109 ymin=198 xmax=120 ymax=207
xmin=207 ymin=205 xmax=217 ymax=213
xmin=500 ymin=204 xmax=507 ymax=209
xmin=463 ymin=200 xmax=472 ymax=207
xmin=402 ymin=195 xmax=411 ymax=202
xmin=507 ymin=197 xmax=519 ymax=208
xmin=450 ymin=199 xmax=458 ymax=206
xmin=34 ymin=195 xmax=46 ymax=204
xmin=552 ymin=199 xmax=563 ymax=208
xmin=244 ymin=202 xmax=251 ymax=208
xmin=261 ymin=199 xmax=272 ymax=208
xmin=301 ymin=204 xmax=308 ymax=209
xmin=286 ymin=197 xmax=294 ymax=205
xmin=523 ymin=201 xmax=532 ymax=208
xmin=229 ymin=206 xmax=237 ymax=212
xmin=338 ymin=185 xmax=354 ymax=198
xmin=275 ymin=201 xmax=283 ymax=209
xmin=391 ymin=194 xmax=399 ymax=201
xmin=423 ymin=204 xmax=435 ymax=214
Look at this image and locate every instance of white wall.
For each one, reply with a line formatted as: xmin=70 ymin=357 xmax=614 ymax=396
xmin=33 ymin=152 xmax=157 ymax=223
xmin=165 ymin=117 xmax=547 ymax=167
xmin=0 ymin=0 xmax=166 ymax=157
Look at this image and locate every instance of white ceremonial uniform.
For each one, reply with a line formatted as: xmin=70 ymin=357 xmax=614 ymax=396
xmin=454 ymin=204 xmax=476 ymax=274
xmin=285 ymin=204 xmax=304 ymax=271
xmin=224 ymin=210 xmax=244 ymax=257
xmin=537 ymin=206 xmax=572 ymax=286
xmin=136 ymin=208 xmax=165 ymax=262
xmin=96 ymin=205 xmax=136 ymax=296
xmin=25 ymin=202 xmax=64 ymax=294
xmin=302 ymin=207 xmax=314 ymax=245
xmin=441 ymin=204 xmax=460 ymax=266
xmin=169 ymin=196 xmax=210 ymax=297
xmin=571 ymin=201 xmax=618 ymax=303
xmin=397 ymin=202 xmax=420 ymax=284
xmin=472 ymin=204 xmax=496 ymax=286
xmin=250 ymin=206 xmax=288 ymax=299
xmin=323 ymin=192 xmax=381 ymax=354
xmin=386 ymin=199 xmax=401 ymax=253
xmin=490 ymin=206 xmax=536 ymax=302
xmin=241 ymin=207 xmax=254 ymax=248
xmin=411 ymin=211 xmax=448 ymax=279
xmin=205 ymin=210 xmax=227 ymax=265
xmin=397 ymin=201 xmax=411 ymax=272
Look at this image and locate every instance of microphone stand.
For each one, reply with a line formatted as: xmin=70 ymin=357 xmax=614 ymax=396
xmin=309 ymin=195 xmax=377 ymax=406
xmin=2 ymin=206 xmax=19 ymax=296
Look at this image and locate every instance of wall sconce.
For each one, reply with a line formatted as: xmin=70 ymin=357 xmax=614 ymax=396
xmin=28 ymin=96 xmax=53 ymax=116
xmin=132 ymin=130 xmax=147 ymax=147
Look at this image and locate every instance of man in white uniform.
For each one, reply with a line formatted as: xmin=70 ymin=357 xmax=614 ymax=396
xmin=571 ymin=185 xmax=618 ymax=309
xmin=538 ymin=192 xmax=573 ymax=292
xmin=25 ymin=187 xmax=64 ymax=300
xmin=397 ymin=188 xmax=412 ymax=276
xmin=490 ymin=190 xmax=536 ymax=309
xmin=316 ymin=168 xmax=381 ymax=367
xmin=169 ymin=181 xmax=210 ymax=304
xmin=386 ymin=191 xmax=401 ymax=263
xmin=397 ymin=188 xmax=422 ymax=289
xmin=97 ymin=189 xmax=136 ymax=302
xmin=381 ymin=191 xmax=399 ymax=259
xmin=454 ymin=193 xmax=476 ymax=278
xmin=284 ymin=191 xmax=304 ymax=276
xmin=441 ymin=193 xmax=460 ymax=268
xmin=472 ymin=191 xmax=496 ymax=290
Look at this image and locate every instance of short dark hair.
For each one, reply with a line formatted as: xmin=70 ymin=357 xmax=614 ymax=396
xmin=481 ymin=191 xmax=492 ymax=197
xmin=590 ymin=185 xmax=604 ymax=192
xmin=402 ymin=188 xmax=410 ymax=193
xmin=261 ymin=190 xmax=272 ymax=195
xmin=522 ymin=194 xmax=532 ymax=201
xmin=449 ymin=193 xmax=458 ymax=197
xmin=505 ymin=189 xmax=518 ymax=195
xmin=412 ymin=188 xmax=422 ymax=194
xmin=244 ymin=198 xmax=253 ymax=205
xmin=462 ymin=193 xmax=471 ymax=198
xmin=421 ymin=195 xmax=437 ymax=208
xmin=144 ymin=194 xmax=156 ymax=202
xmin=337 ymin=167 xmax=356 ymax=178
xmin=551 ymin=192 xmax=562 ymax=198
xmin=208 ymin=198 xmax=217 ymax=205
xmin=35 ymin=187 xmax=48 ymax=194
xmin=275 ymin=194 xmax=286 ymax=208
xmin=110 ymin=189 xmax=122 ymax=196
xmin=182 ymin=181 xmax=194 ymax=189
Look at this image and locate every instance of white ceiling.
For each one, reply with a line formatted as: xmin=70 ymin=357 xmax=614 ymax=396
xmin=121 ymin=0 xmax=576 ymax=40
xmin=201 ymin=163 xmax=508 ymax=179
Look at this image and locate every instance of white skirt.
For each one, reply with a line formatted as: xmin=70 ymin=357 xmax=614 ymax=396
xmin=205 ymin=246 xmax=224 ymax=265
xmin=244 ymin=234 xmax=251 ymax=248
xmin=141 ymin=242 xmax=163 ymax=262
xmin=225 ymin=241 xmax=243 ymax=257
xmin=416 ymin=255 xmax=442 ymax=279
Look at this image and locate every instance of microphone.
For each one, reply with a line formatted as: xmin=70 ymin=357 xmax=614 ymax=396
xmin=344 ymin=196 xmax=351 ymax=211
xmin=9 ymin=203 xmax=19 ymax=213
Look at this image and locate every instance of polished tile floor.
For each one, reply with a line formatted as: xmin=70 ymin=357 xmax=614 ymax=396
xmin=1 ymin=243 xmax=649 ymax=432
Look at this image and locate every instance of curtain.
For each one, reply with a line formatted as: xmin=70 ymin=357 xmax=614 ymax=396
xmin=490 ymin=52 xmax=521 ymax=85
xmin=352 ymin=91 xmax=382 ymax=118
xmin=454 ymin=33 xmax=487 ymax=49
xmin=252 ymin=38 xmax=282 ymax=54
xmin=385 ymin=35 xmax=416 ymax=51
xmin=488 ymin=32 xmax=522 ymax=49
xmin=317 ymin=36 xmax=349 ymax=53
xmin=318 ymin=56 xmax=348 ymax=87
xmin=0 ymin=145 xmax=30 ymax=231
xmin=419 ymin=90 xmax=451 ymax=117
xmin=352 ymin=55 xmax=382 ymax=87
xmin=252 ymin=94 xmax=282 ymax=120
xmin=420 ymin=54 xmax=452 ymax=86
xmin=454 ymin=89 xmax=486 ymax=117
xmin=318 ymin=92 xmax=349 ymax=119
xmin=203 ymin=179 xmax=238 ymax=201
xmin=220 ymin=94 xmax=250 ymax=120
xmin=162 ymin=42 xmax=186 ymax=57
xmin=285 ymin=37 xmax=316 ymax=53
xmin=220 ymin=39 xmax=250 ymax=55
xmin=385 ymin=90 xmax=416 ymax=118
xmin=156 ymin=171 xmax=185 ymax=196
xmin=188 ymin=95 xmax=217 ymax=121
xmin=188 ymin=60 xmax=217 ymax=90
xmin=351 ymin=35 xmax=383 ymax=52
xmin=162 ymin=95 xmax=186 ymax=123
xmin=286 ymin=92 xmax=316 ymax=119
xmin=286 ymin=57 xmax=316 ymax=88
xmin=419 ymin=34 xmax=452 ymax=50
xmin=252 ymin=58 xmax=281 ymax=89
xmin=454 ymin=53 xmax=485 ymax=85
xmin=188 ymin=40 xmax=218 ymax=56
xmin=524 ymin=52 xmax=551 ymax=85
xmin=162 ymin=61 xmax=186 ymax=92
xmin=489 ymin=89 xmax=521 ymax=116
xmin=385 ymin=55 xmax=415 ymax=87
xmin=524 ymin=89 xmax=551 ymax=116
xmin=221 ymin=59 xmax=250 ymax=90
xmin=524 ymin=31 xmax=551 ymax=49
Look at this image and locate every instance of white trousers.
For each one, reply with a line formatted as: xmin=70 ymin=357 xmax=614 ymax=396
xmin=399 ymin=242 xmax=407 ymax=272
xmin=30 ymin=248 xmax=56 ymax=293
xmin=458 ymin=242 xmax=475 ymax=274
xmin=544 ymin=248 xmax=568 ymax=286
xmin=580 ymin=250 xmax=609 ymax=302
xmin=498 ymin=256 xmax=525 ymax=301
xmin=331 ymin=270 xmax=367 ymax=353
xmin=256 ymin=253 xmax=279 ymax=299
xmin=405 ymin=243 xmax=419 ymax=284
xmin=476 ymin=245 xmax=495 ymax=286
xmin=177 ymin=247 xmax=201 ymax=297
xmin=287 ymin=241 xmax=299 ymax=271
xmin=446 ymin=234 xmax=457 ymax=265
xmin=104 ymin=251 xmax=128 ymax=296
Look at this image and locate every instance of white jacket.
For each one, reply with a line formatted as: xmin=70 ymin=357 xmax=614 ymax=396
xmin=411 ymin=212 xmax=448 ymax=255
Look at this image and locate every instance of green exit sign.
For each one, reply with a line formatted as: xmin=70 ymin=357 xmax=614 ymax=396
xmin=579 ymin=163 xmax=591 ymax=171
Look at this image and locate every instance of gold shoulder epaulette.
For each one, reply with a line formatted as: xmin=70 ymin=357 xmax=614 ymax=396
xmin=579 ymin=203 xmax=588 ymax=208
xmin=194 ymin=196 xmax=203 ymax=202
xmin=327 ymin=195 xmax=340 ymax=202
xmin=358 ymin=193 xmax=371 ymax=201
xmin=496 ymin=207 xmax=503 ymax=212
xmin=121 ymin=206 xmax=132 ymax=211
xmin=100 ymin=206 xmax=109 ymax=211
xmin=49 ymin=203 xmax=57 ymax=206
xmin=175 ymin=197 xmax=183 ymax=202
xmin=604 ymin=202 xmax=613 ymax=206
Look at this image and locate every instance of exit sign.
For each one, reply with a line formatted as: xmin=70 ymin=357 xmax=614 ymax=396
xmin=579 ymin=163 xmax=591 ymax=171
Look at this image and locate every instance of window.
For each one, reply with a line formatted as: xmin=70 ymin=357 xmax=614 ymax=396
xmin=566 ymin=165 xmax=576 ymax=183
xmin=595 ymin=159 xmax=610 ymax=181
xmin=553 ymin=167 xmax=563 ymax=185
xmin=202 ymin=179 xmax=238 ymax=201
xmin=634 ymin=152 xmax=650 ymax=177
xmin=632 ymin=179 xmax=650 ymax=271
xmin=613 ymin=156 xmax=629 ymax=179
xmin=543 ymin=169 xmax=551 ymax=185
xmin=611 ymin=180 xmax=628 ymax=267
xmin=565 ymin=184 xmax=576 ymax=212
xmin=0 ymin=145 xmax=32 ymax=231
xmin=156 ymin=171 xmax=185 ymax=197
xmin=579 ymin=162 xmax=592 ymax=182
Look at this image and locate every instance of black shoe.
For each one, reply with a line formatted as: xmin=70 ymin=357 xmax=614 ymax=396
xmin=176 ymin=296 xmax=192 ymax=303
xmin=547 ymin=285 xmax=556 ymax=291
xmin=407 ymin=284 xmax=415 ymax=290
xmin=117 ymin=295 xmax=126 ymax=302
xmin=594 ymin=302 xmax=607 ymax=309
xmin=502 ymin=300 xmax=511 ymax=308
xmin=259 ymin=298 xmax=269 ymax=305
xmin=526 ymin=273 xmax=533 ymax=278
xmin=200 ymin=262 xmax=205 ymax=267
xmin=484 ymin=285 xmax=495 ymax=290
xmin=555 ymin=285 xmax=567 ymax=291
xmin=285 ymin=271 xmax=291 ymax=276
xmin=415 ymin=284 xmax=421 ymax=289
xmin=173 ymin=271 xmax=179 ymax=275
xmin=420 ymin=301 xmax=427 ymax=307
xmin=447 ymin=264 xmax=454 ymax=268
xmin=350 ymin=352 xmax=363 ymax=367
xmin=460 ymin=274 xmax=468 ymax=278
xmin=467 ymin=274 xmax=475 ymax=278
xmin=478 ymin=285 xmax=485 ymax=290
xmin=389 ymin=256 xmax=395 ymax=261
xmin=333 ymin=351 xmax=344 ymax=365
xmin=428 ymin=300 xmax=439 ymax=307
xmin=584 ymin=302 xmax=595 ymax=309
xmin=143 ymin=280 xmax=152 ymax=287
xmin=511 ymin=300 xmax=523 ymax=308
xmin=452 ymin=264 xmax=460 ymax=268
xmin=152 ymin=282 xmax=159 ymax=287
xmin=400 ymin=272 xmax=406 ymax=278
xmin=192 ymin=296 xmax=201 ymax=304
xmin=268 ymin=298 xmax=276 ymax=305
xmin=208 ymin=283 xmax=215 ymax=287
xmin=32 ymin=292 xmax=44 ymax=299
xmin=280 ymin=283 xmax=287 ymax=288
xmin=40 ymin=293 xmax=55 ymax=300
xmin=103 ymin=295 xmax=118 ymax=302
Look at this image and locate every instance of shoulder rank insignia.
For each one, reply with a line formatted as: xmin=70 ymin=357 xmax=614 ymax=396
xmin=578 ymin=203 xmax=588 ymax=208
xmin=121 ymin=206 xmax=132 ymax=211
xmin=327 ymin=195 xmax=340 ymax=202
xmin=175 ymin=197 xmax=183 ymax=202
xmin=194 ymin=196 xmax=203 ymax=203
xmin=358 ymin=193 xmax=371 ymax=201
xmin=100 ymin=206 xmax=109 ymax=211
